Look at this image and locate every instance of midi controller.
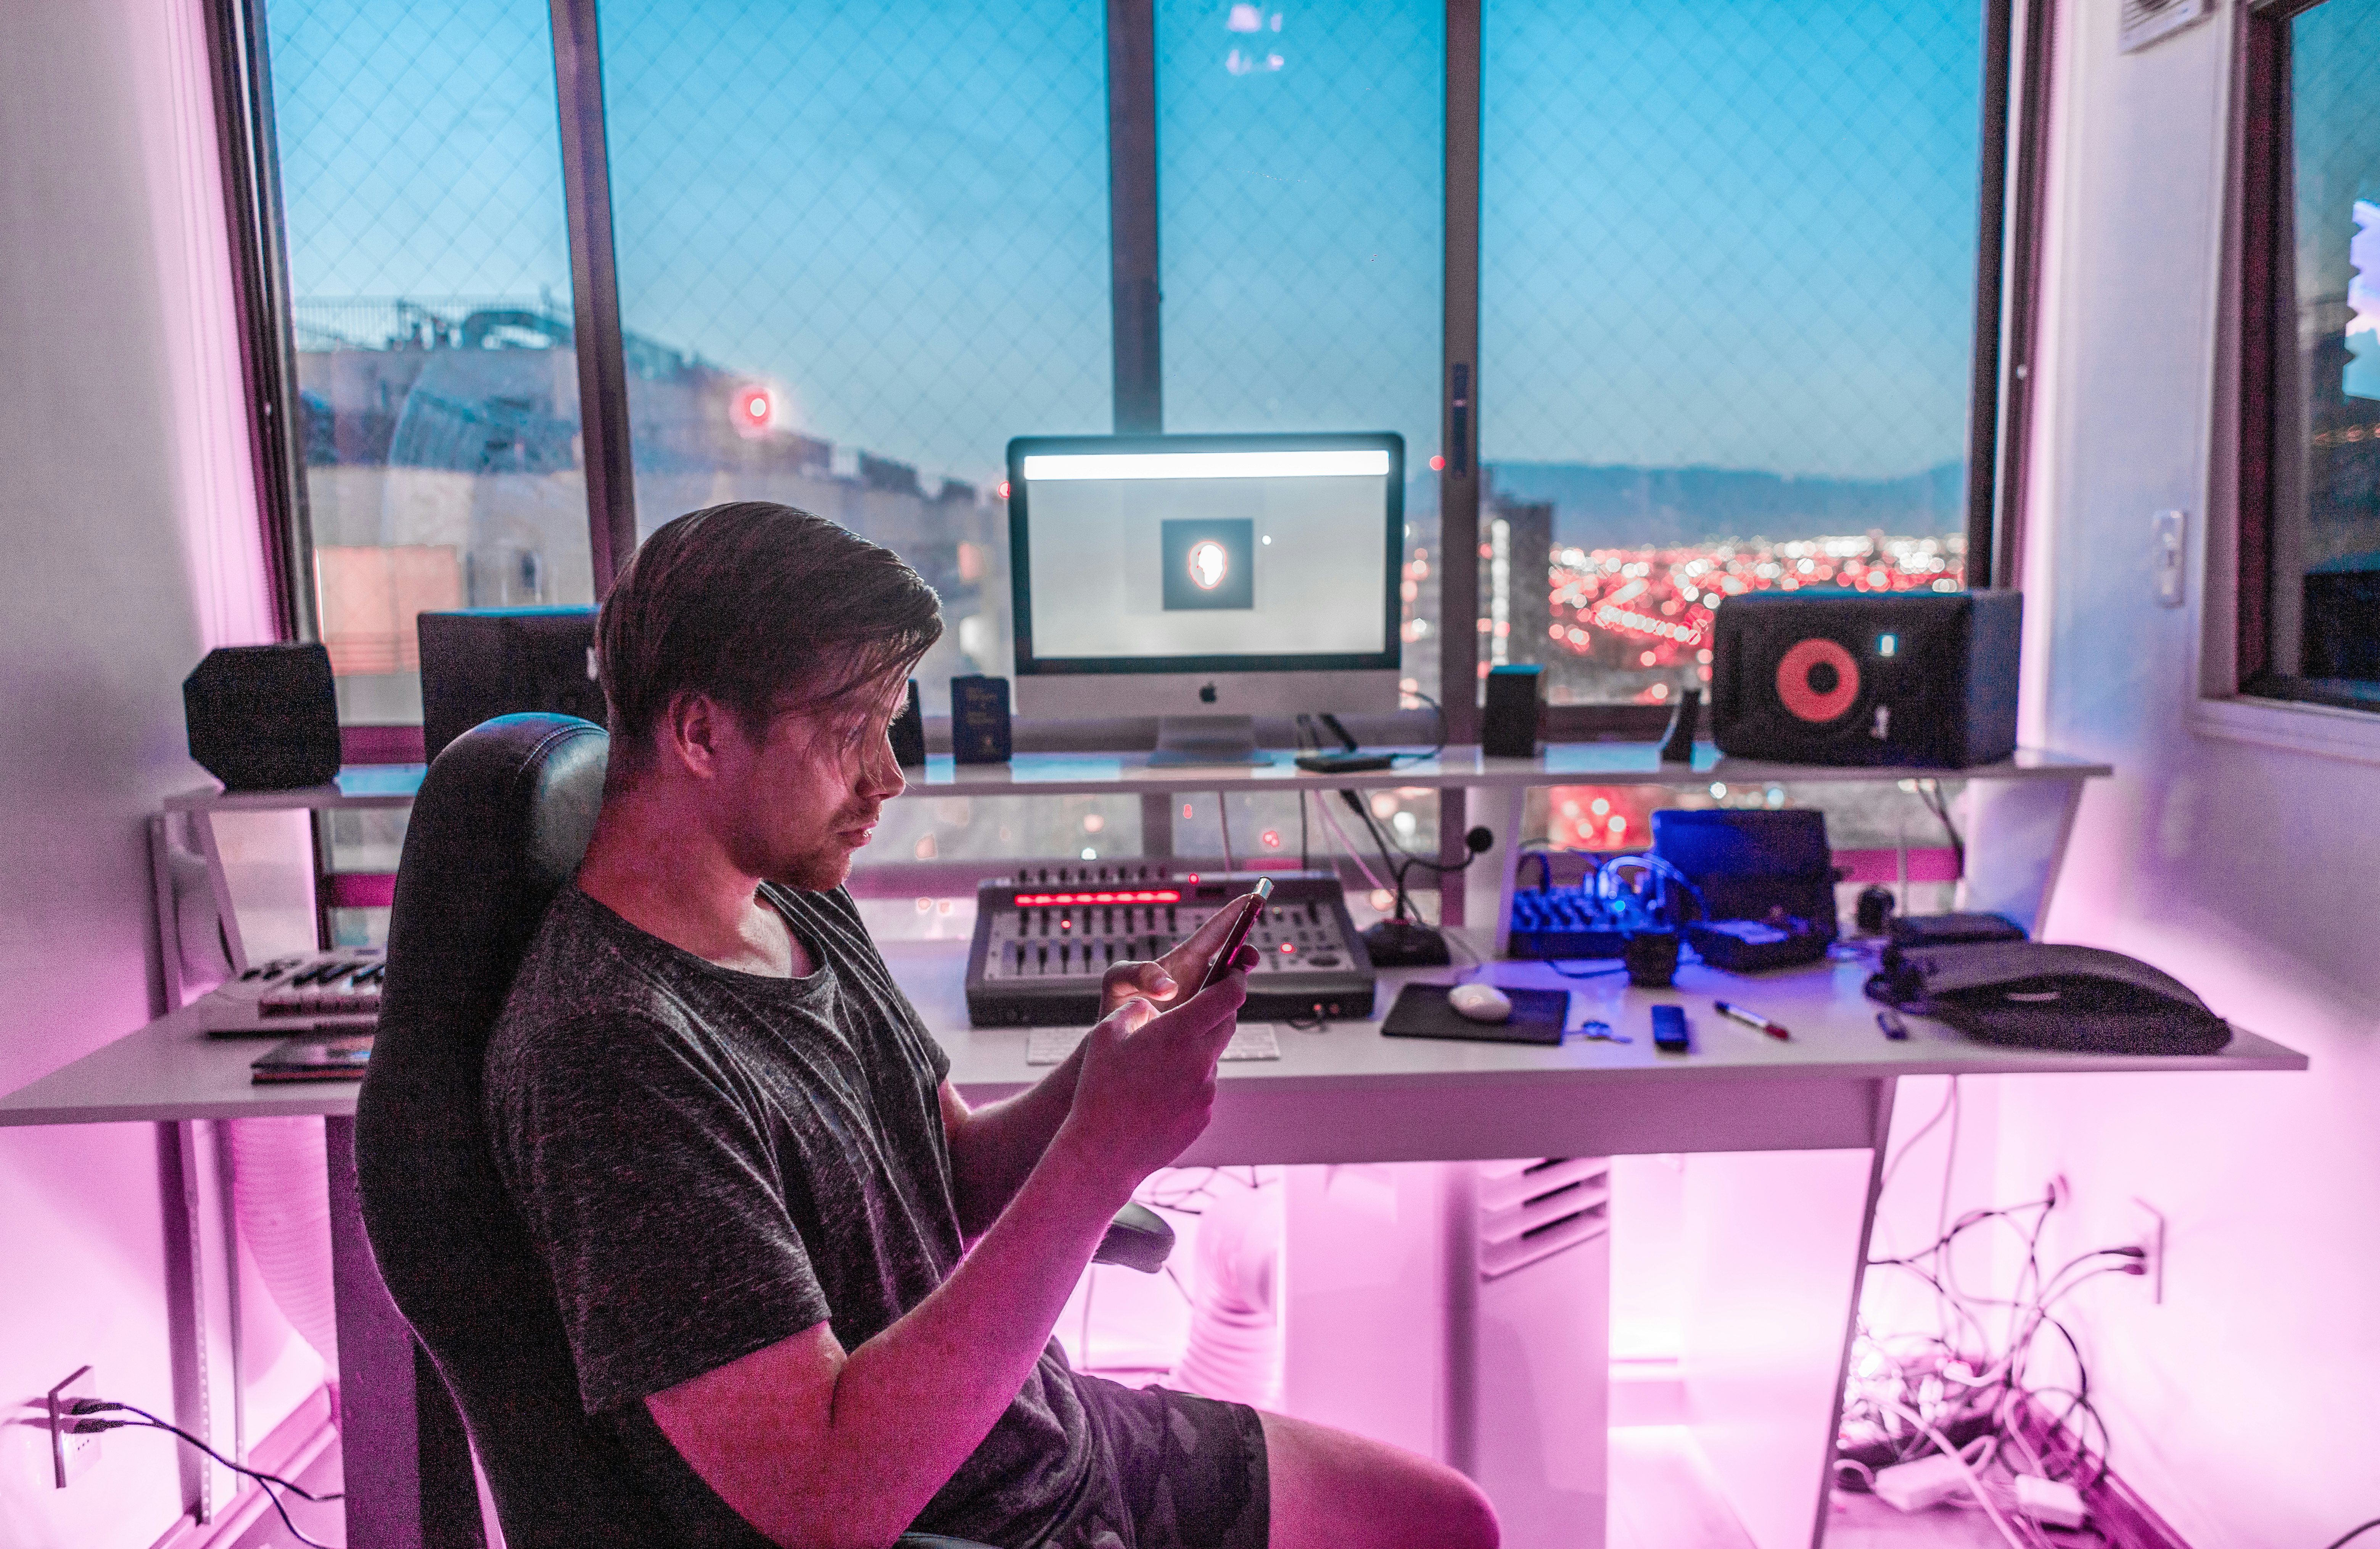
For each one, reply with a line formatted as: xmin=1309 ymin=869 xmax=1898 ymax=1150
xmin=966 ymin=865 xmax=1374 ymax=1027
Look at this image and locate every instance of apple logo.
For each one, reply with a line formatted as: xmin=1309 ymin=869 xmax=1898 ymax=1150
xmin=1199 ymin=683 xmax=1218 ymax=704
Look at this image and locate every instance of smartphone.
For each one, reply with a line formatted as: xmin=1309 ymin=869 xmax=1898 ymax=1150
xmin=1650 ymin=1004 xmax=1690 ymax=1054
xmin=1194 ymin=878 xmax=1274 ymax=995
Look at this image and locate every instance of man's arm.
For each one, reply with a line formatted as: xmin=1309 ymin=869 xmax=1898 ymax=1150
xmin=647 ymin=970 xmax=1249 ymax=1549
xmin=940 ymin=905 xmax=1250 ymax=1236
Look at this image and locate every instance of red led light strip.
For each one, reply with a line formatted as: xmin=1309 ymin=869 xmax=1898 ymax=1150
xmin=1012 ymin=890 xmax=1181 ymax=906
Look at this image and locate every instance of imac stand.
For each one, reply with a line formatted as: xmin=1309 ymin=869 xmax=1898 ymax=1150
xmin=1149 ymin=715 xmax=1273 ymax=767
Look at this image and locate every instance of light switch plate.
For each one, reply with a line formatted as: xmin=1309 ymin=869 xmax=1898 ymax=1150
xmin=2152 ymin=510 xmax=2186 ymax=607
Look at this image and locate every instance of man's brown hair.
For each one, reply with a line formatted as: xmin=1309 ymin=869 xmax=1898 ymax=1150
xmin=597 ymin=502 xmax=943 ymax=770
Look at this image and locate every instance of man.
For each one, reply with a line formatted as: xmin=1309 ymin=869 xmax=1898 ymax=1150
xmin=485 ymin=502 xmax=1498 ymax=1549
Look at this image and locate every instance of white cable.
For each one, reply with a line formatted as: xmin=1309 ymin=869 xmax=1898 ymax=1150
xmin=1215 ymin=792 xmax=1235 ymax=872
xmin=1309 ymin=793 xmax=1389 ymax=894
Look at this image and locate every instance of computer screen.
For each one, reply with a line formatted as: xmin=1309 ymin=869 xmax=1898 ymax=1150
xmin=1006 ymin=433 xmax=1403 ymax=725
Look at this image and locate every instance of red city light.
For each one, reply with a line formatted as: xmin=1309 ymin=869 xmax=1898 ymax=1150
xmin=998 ymin=480 xmax=1012 ymax=500
xmin=731 ymin=385 xmax=773 ymax=436
xmin=1259 ymin=829 xmax=1281 ymax=849
xmin=1429 ymin=455 xmax=1446 ymax=471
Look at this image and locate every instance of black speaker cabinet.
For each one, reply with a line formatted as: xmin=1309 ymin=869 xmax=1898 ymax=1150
xmin=184 ymin=643 xmax=343 ymax=791
xmin=418 ymin=608 xmax=605 ymax=763
xmin=950 ymin=675 xmax=1012 ymax=764
xmin=1482 ymin=663 xmax=1543 ymax=758
xmin=1710 ymin=590 xmax=2020 ymax=768
xmin=890 ymin=679 xmax=927 ymax=766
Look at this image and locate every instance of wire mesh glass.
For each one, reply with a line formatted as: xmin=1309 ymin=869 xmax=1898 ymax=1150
xmin=1155 ymin=0 xmax=1446 ymax=703
xmin=598 ymin=0 xmax=1115 ymax=706
xmin=2266 ymin=0 xmax=2380 ymax=702
xmin=1480 ymin=0 xmax=1983 ymax=707
xmin=267 ymin=0 xmax=588 ymax=725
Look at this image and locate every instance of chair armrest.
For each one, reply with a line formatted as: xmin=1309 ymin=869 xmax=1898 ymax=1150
xmin=1090 ymin=1200 xmax=1173 ymax=1273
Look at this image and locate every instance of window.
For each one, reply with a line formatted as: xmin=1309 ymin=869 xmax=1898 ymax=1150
xmin=235 ymin=0 xmax=2024 ymax=749
xmin=598 ymin=0 xmax=1115 ymax=707
xmin=1155 ymin=0 xmax=1445 ymax=705
xmin=1480 ymin=0 xmax=1985 ymax=707
xmin=267 ymin=0 xmax=587 ymax=726
xmin=2240 ymin=0 xmax=2380 ymax=711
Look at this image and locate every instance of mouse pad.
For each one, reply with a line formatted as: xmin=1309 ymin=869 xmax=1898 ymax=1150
xmin=1382 ymin=984 xmax=1569 ymax=1046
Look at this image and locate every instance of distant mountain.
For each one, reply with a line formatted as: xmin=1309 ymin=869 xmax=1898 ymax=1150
xmin=1485 ymin=460 xmax=1966 ymax=549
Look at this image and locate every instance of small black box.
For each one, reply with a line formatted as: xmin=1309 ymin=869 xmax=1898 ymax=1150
xmin=951 ymin=675 xmax=1012 ymax=764
xmin=1482 ymin=664 xmax=1542 ymax=758
xmin=418 ymin=608 xmax=605 ymax=763
xmin=184 ymin=642 xmax=343 ymax=791
xmin=890 ymin=679 xmax=927 ymax=766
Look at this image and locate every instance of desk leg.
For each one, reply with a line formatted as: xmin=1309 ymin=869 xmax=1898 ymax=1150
xmin=1678 ymin=1079 xmax=1897 ymax=1549
xmin=324 ymin=1115 xmax=487 ymax=1549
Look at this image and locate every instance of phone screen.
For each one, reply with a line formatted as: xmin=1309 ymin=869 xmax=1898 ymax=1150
xmin=1195 ymin=879 xmax=1274 ymax=995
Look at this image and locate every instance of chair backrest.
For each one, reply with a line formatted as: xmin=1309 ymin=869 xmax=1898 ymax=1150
xmin=354 ymin=714 xmax=670 ymax=1547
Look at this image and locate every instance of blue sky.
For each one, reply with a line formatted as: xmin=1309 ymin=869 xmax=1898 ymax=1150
xmin=268 ymin=0 xmax=1982 ymax=490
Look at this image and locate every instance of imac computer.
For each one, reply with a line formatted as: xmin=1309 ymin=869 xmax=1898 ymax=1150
xmin=1006 ymin=432 xmax=1405 ymax=765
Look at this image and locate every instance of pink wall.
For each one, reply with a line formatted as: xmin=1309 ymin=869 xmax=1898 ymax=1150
xmin=0 ymin=0 xmax=280 ymax=1543
xmin=2001 ymin=2 xmax=2380 ymax=1543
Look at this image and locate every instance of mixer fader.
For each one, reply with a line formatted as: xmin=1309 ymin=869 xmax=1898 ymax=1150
xmin=965 ymin=865 xmax=1374 ymax=1027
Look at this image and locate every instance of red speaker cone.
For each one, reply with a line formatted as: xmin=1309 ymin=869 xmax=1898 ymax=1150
xmin=1775 ymin=638 xmax=1859 ymax=722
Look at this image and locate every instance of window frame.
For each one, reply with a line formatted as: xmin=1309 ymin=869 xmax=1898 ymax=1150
xmin=2205 ymin=0 xmax=2380 ymax=760
xmin=212 ymin=0 xmax=2044 ymax=760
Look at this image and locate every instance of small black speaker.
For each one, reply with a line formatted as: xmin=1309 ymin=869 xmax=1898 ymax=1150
xmin=951 ymin=675 xmax=1012 ymax=764
xmin=418 ymin=608 xmax=605 ymax=763
xmin=890 ymin=679 xmax=927 ymax=766
xmin=184 ymin=643 xmax=343 ymax=791
xmin=1481 ymin=664 xmax=1542 ymax=758
xmin=1710 ymin=590 xmax=2020 ymax=768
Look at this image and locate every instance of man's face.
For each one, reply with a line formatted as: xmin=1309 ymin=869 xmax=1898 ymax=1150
xmin=702 ymin=677 xmax=909 ymax=892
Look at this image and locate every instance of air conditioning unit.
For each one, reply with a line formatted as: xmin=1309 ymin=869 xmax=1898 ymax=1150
xmin=1279 ymin=1159 xmax=1612 ymax=1549
xmin=2120 ymin=0 xmax=2213 ymax=54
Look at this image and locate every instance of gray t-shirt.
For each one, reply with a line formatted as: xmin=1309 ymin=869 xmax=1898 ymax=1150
xmin=484 ymin=883 xmax=1097 ymax=1546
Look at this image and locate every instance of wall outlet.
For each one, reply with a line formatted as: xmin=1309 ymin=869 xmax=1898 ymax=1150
xmin=2131 ymin=1198 xmax=2166 ymax=1304
xmin=46 ymin=1365 xmax=100 ymax=1487
xmin=2151 ymin=510 xmax=2187 ymax=607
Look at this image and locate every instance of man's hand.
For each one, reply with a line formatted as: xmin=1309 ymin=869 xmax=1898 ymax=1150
xmin=1060 ymin=944 xmax=1257 ymax=1201
xmin=1097 ymin=892 xmax=1260 ymax=1018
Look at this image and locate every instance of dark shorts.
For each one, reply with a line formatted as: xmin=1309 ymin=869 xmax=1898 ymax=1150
xmin=1049 ymin=1377 xmax=1270 ymax=1549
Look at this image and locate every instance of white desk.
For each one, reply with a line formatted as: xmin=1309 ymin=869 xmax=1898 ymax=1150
xmin=0 ymin=936 xmax=2304 ymax=1549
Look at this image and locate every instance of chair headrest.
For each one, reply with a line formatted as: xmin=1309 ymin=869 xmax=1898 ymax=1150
xmin=379 ymin=713 xmax=608 ymax=1047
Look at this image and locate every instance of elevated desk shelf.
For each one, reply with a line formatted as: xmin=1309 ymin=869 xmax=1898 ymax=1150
xmin=161 ymin=744 xmax=2111 ymax=813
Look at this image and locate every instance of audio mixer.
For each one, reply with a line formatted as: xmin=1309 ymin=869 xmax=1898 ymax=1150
xmin=965 ymin=866 xmax=1374 ymax=1027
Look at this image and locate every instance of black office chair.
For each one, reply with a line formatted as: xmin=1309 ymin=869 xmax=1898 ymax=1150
xmin=355 ymin=714 xmax=1168 ymax=1549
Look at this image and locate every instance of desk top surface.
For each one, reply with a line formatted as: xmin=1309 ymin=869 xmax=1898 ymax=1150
xmin=164 ymin=744 xmax=2112 ymax=813
xmin=0 ymin=937 xmax=2305 ymax=1130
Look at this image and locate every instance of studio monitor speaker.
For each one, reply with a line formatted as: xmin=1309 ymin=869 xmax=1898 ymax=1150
xmin=1710 ymin=589 xmax=2020 ymax=768
xmin=183 ymin=643 xmax=343 ymax=791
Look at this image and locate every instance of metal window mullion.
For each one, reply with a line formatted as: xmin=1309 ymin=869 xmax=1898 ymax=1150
xmin=1441 ymin=0 xmax=1482 ymax=744
xmin=1987 ymin=0 xmax=2058 ymax=592
xmin=205 ymin=0 xmax=317 ymax=642
xmin=550 ymin=0 xmax=640 ymax=593
xmin=1963 ymin=0 xmax=2016 ymax=584
xmin=1108 ymin=0 xmax=1162 ymax=433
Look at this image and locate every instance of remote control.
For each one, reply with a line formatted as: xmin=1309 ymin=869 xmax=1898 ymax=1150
xmin=1651 ymin=1004 xmax=1690 ymax=1054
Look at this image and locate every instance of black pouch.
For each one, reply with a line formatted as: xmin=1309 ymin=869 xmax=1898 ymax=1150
xmin=1866 ymin=941 xmax=2231 ymax=1055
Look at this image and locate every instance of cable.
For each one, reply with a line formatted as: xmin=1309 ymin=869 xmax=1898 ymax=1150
xmin=2324 ymin=1523 xmax=2380 ymax=1549
xmin=1215 ymin=792 xmax=1234 ymax=873
xmin=1387 ymin=689 xmax=1448 ymax=766
xmin=1917 ymin=779 xmax=1965 ymax=876
xmin=69 ymin=1401 xmax=338 ymax=1549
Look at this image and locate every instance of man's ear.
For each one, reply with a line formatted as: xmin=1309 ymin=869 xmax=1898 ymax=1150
xmin=658 ymin=691 xmax=731 ymax=779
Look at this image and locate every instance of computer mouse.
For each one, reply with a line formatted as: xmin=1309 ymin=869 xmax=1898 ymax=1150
xmin=1447 ymin=982 xmax=1513 ymax=1024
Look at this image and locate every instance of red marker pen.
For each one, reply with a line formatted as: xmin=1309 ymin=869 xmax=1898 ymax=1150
xmin=1713 ymin=999 xmax=1791 ymax=1040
